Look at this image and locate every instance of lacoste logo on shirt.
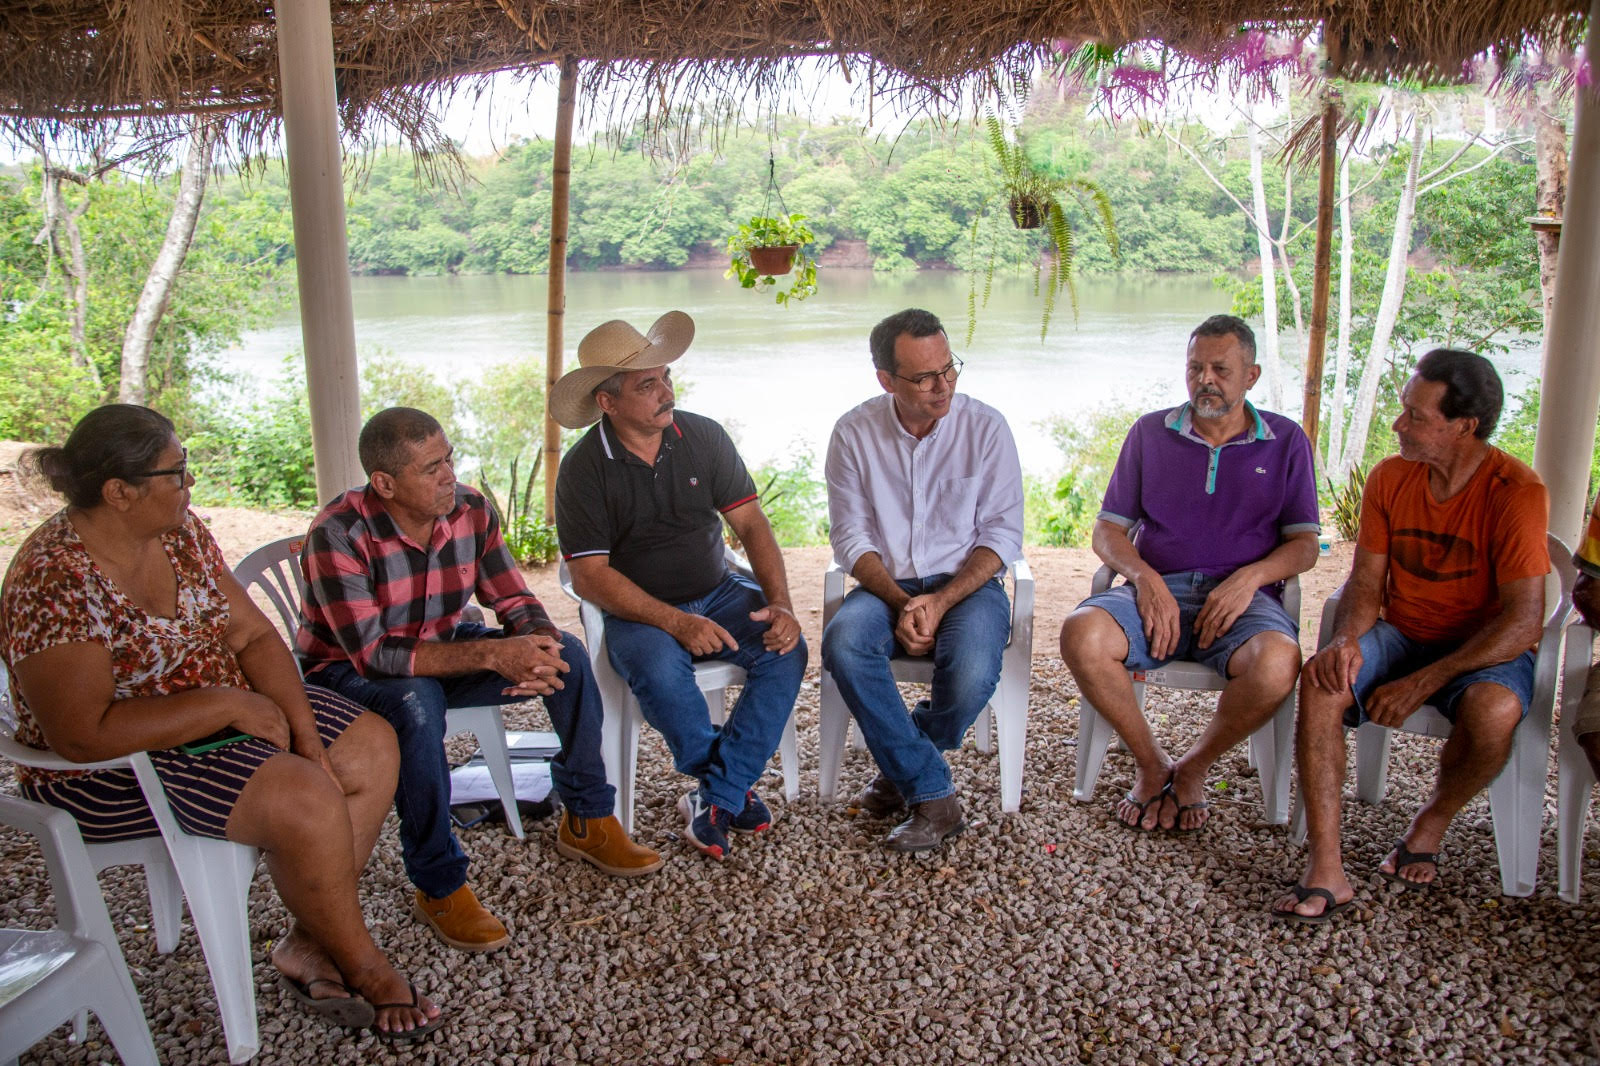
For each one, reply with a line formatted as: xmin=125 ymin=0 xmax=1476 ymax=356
xmin=1255 ymin=467 xmax=1267 ymax=474
xmin=690 ymin=477 xmax=699 ymax=486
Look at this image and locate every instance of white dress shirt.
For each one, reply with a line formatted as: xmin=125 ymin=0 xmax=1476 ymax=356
xmin=826 ymin=392 xmax=1024 ymax=580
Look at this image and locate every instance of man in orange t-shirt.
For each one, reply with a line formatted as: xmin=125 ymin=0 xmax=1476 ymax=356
xmin=1272 ymin=349 xmax=1549 ymax=923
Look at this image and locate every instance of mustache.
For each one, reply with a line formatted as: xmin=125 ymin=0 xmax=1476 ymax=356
xmin=655 ymin=401 xmax=675 ymax=417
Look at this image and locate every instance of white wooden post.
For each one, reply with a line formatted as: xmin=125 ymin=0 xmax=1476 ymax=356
xmin=275 ymin=0 xmax=364 ymax=502
xmin=1533 ymin=0 xmax=1600 ymax=545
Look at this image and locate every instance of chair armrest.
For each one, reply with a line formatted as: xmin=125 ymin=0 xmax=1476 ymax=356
xmin=1090 ymin=564 xmax=1114 ymax=597
xmin=823 ymin=562 xmax=847 ymax=626
xmin=1010 ymin=558 xmax=1035 ymax=629
xmin=1316 ymin=584 xmax=1346 ymax=650
xmin=0 ymin=732 xmax=135 ymax=774
xmin=723 ymin=545 xmax=755 ymax=581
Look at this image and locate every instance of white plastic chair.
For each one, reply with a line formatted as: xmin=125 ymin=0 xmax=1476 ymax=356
xmin=0 ymin=664 xmax=261 ymax=1063
xmin=1555 ymin=613 xmax=1596 ymax=902
xmin=0 ymin=793 xmax=159 ymax=1066
xmin=817 ymin=559 xmax=1035 ymax=813
xmin=1070 ymin=567 xmax=1300 ymax=825
xmin=559 ymin=553 xmax=802 ymax=835
xmin=234 ymin=536 xmax=525 ymax=839
xmin=1290 ymin=532 xmax=1572 ymax=898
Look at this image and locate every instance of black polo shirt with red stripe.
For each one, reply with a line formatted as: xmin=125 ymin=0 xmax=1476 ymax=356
xmin=556 ymin=410 xmax=758 ymax=604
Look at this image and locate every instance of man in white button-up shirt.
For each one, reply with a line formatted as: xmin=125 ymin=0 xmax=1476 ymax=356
xmin=822 ymin=308 xmax=1024 ymax=851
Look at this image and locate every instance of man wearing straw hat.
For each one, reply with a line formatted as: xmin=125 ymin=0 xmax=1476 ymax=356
xmin=553 ymin=311 xmax=806 ymax=862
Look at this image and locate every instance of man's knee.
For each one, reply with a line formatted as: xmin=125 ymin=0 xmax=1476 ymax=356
xmin=1226 ymin=631 xmax=1301 ymax=693
xmin=375 ymin=678 xmax=450 ymax=740
xmin=1059 ymin=606 xmax=1126 ymax=669
xmin=1453 ymin=683 xmax=1524 ymax=742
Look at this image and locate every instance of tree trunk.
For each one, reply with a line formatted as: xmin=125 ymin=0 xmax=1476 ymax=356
xmin=1327 ymin=150 xmax=1354 ymax=470
xmin=34 ymin=160 xmax=103 ymax=392
xmin=1532 ymin=55 xmax=1569 ymax=330
xmin=120 ymin=122 xmax=216 ymax=405
xmin=1337 ymin=110 xmax=1426 ymax=479
xmin=1248 ymin=118 xmax=1283 ymax=408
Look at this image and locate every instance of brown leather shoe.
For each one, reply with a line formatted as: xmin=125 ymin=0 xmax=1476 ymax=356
xmin=412 ymin=884 xmax=510 ymax=952
xmin=885 ymin=794 xmax=965 ymax=852
xmin=849 ymin=773 xmax=906 ymax=819
xmin=556 ymin=811 xmax=664 ymax=877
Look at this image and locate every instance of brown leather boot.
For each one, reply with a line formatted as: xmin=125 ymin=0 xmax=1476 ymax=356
xmin=849 ymin=773 xmax=906 ymax=819
xmin=885 ymin=794 xmax=966 ymax=852
xmin=556 ymin=811 xmax=664 ymax=877
xmin=412 ymin=884 xmax=510 ymax=952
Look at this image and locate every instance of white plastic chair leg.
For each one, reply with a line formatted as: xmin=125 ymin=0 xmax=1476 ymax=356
xmin=1250 ymin=694 xmax=1296 ymax=826
xmin=1354 ymin=722 xmax=1393 ymax=805
xmin=778 ymin=713 xmax=800 ymax=801
xmin=129 ymin=757 xmax=260 ymax=1065
xmin=817 ymin=668 xmax=852 ymax=801
xmin=90 ymin=836 xmax=182 ymax=953
xmin=1558 ymin=732 xmax=1595 ymax=902
xmin=446 ymin=706 xmax=525 ymax=840
xmin=1072 ymin=701 xmax=1112 ymax=803
xmin=997 ymin=699 xmax=1026 ymax=814
xmin=974 ymin=706 xmax=993 ymax=754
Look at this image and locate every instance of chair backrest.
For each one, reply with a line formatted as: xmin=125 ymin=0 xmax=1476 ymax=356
xmin=0 ymin=793 xmax=120 ymax=948
xmin=232 ymin=535 xmax=308 ymax=641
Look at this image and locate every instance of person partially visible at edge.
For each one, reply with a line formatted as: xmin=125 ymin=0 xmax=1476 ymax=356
xmin=1059 ymin=314 xmax=1319 ymax=834
xmin=0 ymin=404 xmax=442 ymax=1041
xmin=553 ymin=311 xmax=806 ymax=862
xmin=298 ymin=407 xmax=661 ymax=956
xmin=1564 ymin=493 xmax=1600 ymax=779
xmin=821 ymin=307 xmax=1024 ymax=851
xmin=1273 ymin=349 xmax=1549 ymax=923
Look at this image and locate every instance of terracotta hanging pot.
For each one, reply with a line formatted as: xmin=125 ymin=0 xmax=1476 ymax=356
xmin=748 ymin=244 xmax=799 ymax=276
xmin=1008 ymin=196 xmax=1045 ymax=230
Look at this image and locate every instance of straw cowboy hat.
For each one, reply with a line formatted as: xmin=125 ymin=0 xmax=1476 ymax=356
xmin=548 ymin=311 xmax=696 ymax=429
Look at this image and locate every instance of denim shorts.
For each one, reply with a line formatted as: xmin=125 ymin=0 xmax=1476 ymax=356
xmin=1078 ymin=570 xmax=1299 ymax=677
xmin=1348 ymin=619 xmax=1536 ymax=724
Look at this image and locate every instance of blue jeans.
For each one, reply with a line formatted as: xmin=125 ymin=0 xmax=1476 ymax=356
xmin=821 ymin=574 xmax=1010 ymax=804
xmin=309 ymin=625 xmax=613 ymax=899
xmin=603 ymin=571 xmax=807 ymax=812
xmin=1349 ymin=619 xmax=1537 ymax=724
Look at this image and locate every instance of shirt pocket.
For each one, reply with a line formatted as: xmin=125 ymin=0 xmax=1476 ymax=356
xmin=928 ymin=476 xmax=981 ymax=545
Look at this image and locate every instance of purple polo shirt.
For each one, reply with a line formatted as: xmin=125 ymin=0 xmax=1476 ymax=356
xmin=1099 ymin=401 xmax=1320 ymax=579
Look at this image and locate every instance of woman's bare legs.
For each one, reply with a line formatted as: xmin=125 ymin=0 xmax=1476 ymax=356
xmin=230 ymin=711 xmax=440 ymax=1034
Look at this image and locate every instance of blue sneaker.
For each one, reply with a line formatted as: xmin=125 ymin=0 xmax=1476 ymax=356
xmin=678 ymin=790 xmax=732 ymax=860
xmin=729 ymin=790 xmax=773 ymax=834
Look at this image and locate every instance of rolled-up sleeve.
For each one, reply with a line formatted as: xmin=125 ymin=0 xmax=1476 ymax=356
xmin=826 ymin=420 xmax=880 ymax=572
xmin=973 ymin=416 xmax=1024 ymax=565
xmin=476 ymin=505 xmax=555 ymax=635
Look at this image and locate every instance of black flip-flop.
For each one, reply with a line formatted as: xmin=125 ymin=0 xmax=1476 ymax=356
xmin=1166 ymin=779 xmax=1211 ymax=834
xmin=1270 ymin=884 xmax=1354 ymax=925
xmin=1379 ymin=838 xmax=1439 ymax=891
xmin=371 ymin=983 xmax=446 ymax=1043
xmin=1119 ymin=772 xmax=1173 ymax=832
xmin=277 ymin=974 xmax=375 ymax=1029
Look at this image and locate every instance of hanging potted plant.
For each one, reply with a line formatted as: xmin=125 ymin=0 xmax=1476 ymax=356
xmin=968 ymin=114 xmax=1120 ymax=342
xmin=726 ymin=211 xmax=819 ymax=305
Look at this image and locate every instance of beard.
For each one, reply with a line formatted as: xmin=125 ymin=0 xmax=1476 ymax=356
xmin=1192 ymin=391 xmax=1237 ymax=419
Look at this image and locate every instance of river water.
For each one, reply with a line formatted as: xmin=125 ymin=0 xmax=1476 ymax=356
xmin=219 ymin=269 xmax=1541 ymax=476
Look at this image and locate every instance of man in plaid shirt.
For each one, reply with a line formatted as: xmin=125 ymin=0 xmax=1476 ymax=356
xmin=299 ymin=407 xmax=661 ymax=954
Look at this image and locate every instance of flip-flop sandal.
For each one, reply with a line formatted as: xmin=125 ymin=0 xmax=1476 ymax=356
xmin=370 ymin=983 xmax=446 ymax=1043
xmin=1118 ymin=773 xmax=1173 ymax=832
xmin=1270 ymin=884 xmax=1354 ymax=925
xmin=1170 ymin=791 xmax=1211 ymax=835
xmin=1379 ymin=838 xmax=1439 ymax=891
xmin=277 ymin=974 xmax=375 ymax=1029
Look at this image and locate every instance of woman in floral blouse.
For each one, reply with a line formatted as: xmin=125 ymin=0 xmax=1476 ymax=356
xmin=0 ymin=404 xmax=442 ymax=1042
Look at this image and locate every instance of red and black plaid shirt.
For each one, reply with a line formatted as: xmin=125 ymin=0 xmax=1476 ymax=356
xmin=297 ymin=484 xmax=554 ymax=679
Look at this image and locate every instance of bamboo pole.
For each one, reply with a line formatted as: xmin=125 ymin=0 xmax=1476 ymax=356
xmin=1532 ymin=0 xmax=1600 ymax=548
xmin=1302 ymin=95 xmax=1338 ymax=453
xmin=545 ymin=56 xmax=577 ymax=524
xmin=277 ymin=0 xmax=364 ymax=502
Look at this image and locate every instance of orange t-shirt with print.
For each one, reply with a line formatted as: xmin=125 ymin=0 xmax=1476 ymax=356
xmin=1357 ymin=449 xmax=1549 ymax=645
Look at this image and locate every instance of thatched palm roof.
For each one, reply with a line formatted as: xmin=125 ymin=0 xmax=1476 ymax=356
xmin=0 ymin=0 xmax=1589 ymax=143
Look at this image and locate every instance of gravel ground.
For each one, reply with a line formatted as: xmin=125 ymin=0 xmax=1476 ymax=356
xmin=7 ymin=656 xmax=1600 ymax=1065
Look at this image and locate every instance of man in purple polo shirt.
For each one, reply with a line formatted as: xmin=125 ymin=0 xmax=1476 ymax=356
xmin=1059 ymin=315 xmax=1320 ymax=833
